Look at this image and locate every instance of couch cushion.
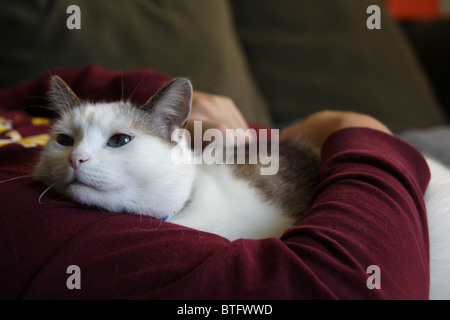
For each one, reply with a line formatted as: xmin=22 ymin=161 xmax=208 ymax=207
xmin=231 ymin=0 xmax=447 ymax=129
xmin=0 ymin=0 xmax=272 ymax=126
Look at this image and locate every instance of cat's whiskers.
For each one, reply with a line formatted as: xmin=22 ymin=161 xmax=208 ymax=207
xmin=0 ymin=174 xmax=58 ymax=205
xmin=38 ymin=183 xmax=56 ymax=204
xmin=127 ymin=73 xmax=147 ymax=104
xmin=0 ymin=174 xmax=33 ymax=184
xmin=117 ymin=59 xmax=125 ymax=102
xmin=131 ymin=212 xmax=166 ymax=233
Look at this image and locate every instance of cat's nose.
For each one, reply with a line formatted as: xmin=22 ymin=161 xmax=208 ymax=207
xmin=70 ymin=152 xmax=89 ymax=170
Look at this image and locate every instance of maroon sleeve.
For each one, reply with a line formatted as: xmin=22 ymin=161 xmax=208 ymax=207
xmin=0 ymin=122 xmax=430 ymax=299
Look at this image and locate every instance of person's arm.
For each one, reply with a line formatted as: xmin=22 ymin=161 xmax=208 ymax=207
xmin=23 ymin=112 xmax=429 ymax=299
xmin=172 ymin=110 xmax=429 ymax=299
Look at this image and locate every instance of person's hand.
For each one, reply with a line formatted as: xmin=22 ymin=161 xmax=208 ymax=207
xmin=186 ymin=91 xmax=251 ymax=148
xmin=280 ymin=110 xmax=392 ymax=153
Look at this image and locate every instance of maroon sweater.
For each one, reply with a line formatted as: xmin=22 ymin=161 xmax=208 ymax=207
xmin=0 ymin=65 xmax=430 ymax=299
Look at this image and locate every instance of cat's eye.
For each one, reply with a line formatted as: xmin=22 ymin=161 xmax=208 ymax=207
xmin=56 ymin=134 xmax=74 ymax=146
xmin=107 ymin=134 xmax=133 ymax=148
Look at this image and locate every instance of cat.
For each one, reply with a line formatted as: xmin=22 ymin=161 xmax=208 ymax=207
xmin=34 ymin=76 xmax=450 ymax=299
xmin=34 ymin=76 xmax=320 ymax=241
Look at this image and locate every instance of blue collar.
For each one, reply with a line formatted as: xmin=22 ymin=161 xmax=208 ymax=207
xmin=158 ymin=185 xmax=195 ymax=223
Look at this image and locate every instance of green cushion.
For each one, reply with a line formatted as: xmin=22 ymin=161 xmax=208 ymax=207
xmin=0 ymin=0 xmax=272 ymax=126
xmin=231 ymin=0 xmax=447 ymax=129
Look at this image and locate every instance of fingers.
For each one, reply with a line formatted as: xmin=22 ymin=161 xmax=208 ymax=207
xmin=187 ymin=91 xmax=251 ymax=148
xmin=190 ymin=92 xmax=249 ymax=131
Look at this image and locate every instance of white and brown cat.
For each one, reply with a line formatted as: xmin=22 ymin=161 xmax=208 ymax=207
xmin=35 ymin=76 xmax=319 ymax=240
xmin=34 ymin=76 xmax=450 ymax=299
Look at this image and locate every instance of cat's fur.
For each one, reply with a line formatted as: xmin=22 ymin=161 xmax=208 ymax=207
xmin=35 ymin=76 xmax=319 ymax=240
xmin=35 ymin=76 xmax=450 ymax=299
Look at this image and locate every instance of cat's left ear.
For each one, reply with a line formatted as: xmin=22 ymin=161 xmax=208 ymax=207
xmin=143 ymin=77 xmax=193 ymax=138
xmin=48 ymin=75 xmax=81 ymax=114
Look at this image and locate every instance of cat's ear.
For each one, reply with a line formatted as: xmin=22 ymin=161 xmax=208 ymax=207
xmin=48 ymin=75 xmax=81 ymax=114
xmin=143 ymin=77 xmax=192 ymax=138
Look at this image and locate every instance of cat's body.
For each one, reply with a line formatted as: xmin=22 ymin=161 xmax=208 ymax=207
xmin=35 ymin=76 xmax=450 ymax=299
xmin=169 ymin=138 xmax=318 ymax=240
xmin=35 ymin=76 xmax=318 ymax=241
xmin=169 ymin=161 xmax=295 ymax=240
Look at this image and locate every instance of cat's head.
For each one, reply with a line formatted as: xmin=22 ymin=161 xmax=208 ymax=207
xmin=34 ymin=76 xmax=195 ymax=219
